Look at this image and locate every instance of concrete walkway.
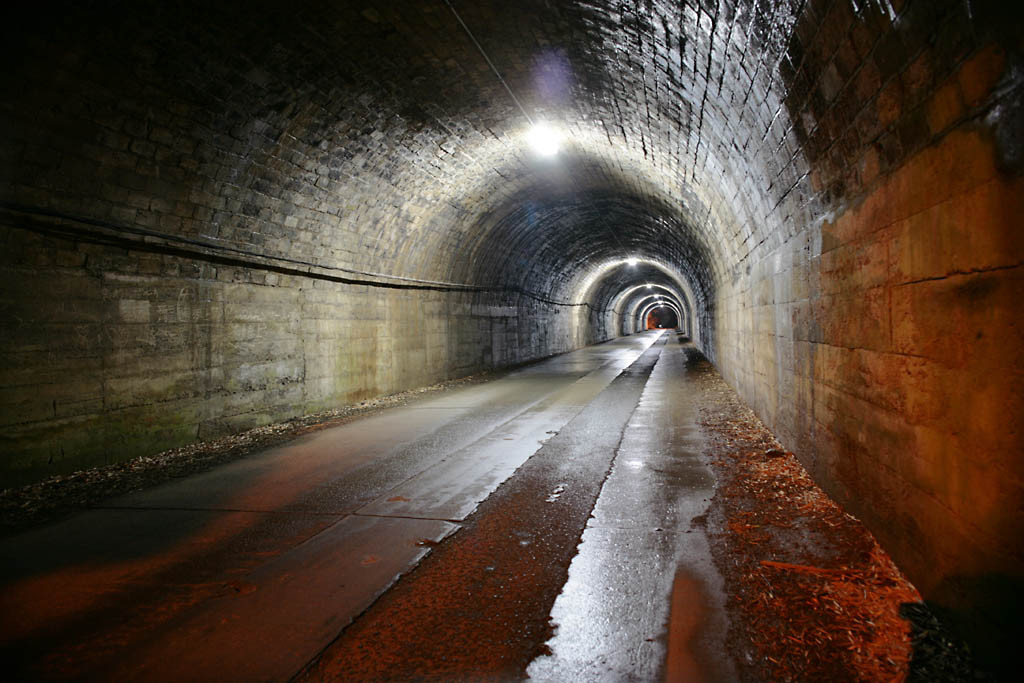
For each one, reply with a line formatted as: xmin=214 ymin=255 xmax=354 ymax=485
xmin=0 ymin=331 xmax=729 ymax=681
xmin=529 ymin=333 xmax=733 ymax=682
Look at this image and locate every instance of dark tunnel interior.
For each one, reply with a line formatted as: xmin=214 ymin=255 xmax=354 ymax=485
xmin=1 ymin=0 xmax=1022 ymax=674
xmin=646 ymin=306 xmax=679 ymax=329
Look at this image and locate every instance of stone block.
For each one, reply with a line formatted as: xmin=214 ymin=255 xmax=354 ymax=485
xmin=812 ymin=286 xmax=889 ymax=352
xmin=891 ymin=270 xmax=1024 ymax=368
xmin=103 ymin=370 xmax=199 ymax=410
xmin=818 ymin=234 xmax=888 ymax=296
xmin=957 ymin=43 xmax=1006 ymax=109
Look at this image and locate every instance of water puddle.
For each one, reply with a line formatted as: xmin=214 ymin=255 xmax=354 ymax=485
xmin=665 ymin=568 xmax=711 ymax=683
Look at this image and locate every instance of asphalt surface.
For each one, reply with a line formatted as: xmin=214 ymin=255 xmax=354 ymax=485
xmin=0 ymin=330 xmax=730 ymax=682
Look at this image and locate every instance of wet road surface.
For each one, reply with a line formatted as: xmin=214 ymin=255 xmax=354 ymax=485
xmin=0 ymin=331 xmax=730 ymax=681
xmin=528 ymin=339 xmax=733 ymax=682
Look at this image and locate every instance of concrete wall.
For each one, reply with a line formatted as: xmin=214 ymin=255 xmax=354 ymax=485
xmin=713 ymin=32 xmax=1023 ymax=671
xmin=0 ymin=220 xmax=594 ymax=486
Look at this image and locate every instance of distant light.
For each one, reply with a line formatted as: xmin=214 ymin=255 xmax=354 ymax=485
xmin=527 ymin=122 xmax=561 ymax=157
xmin=646 ymin=284 xmax=653 ymax=288
xmin=626 ymin=258 xmax=638 ymax=266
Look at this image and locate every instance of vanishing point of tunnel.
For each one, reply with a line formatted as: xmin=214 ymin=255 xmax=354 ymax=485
xmin=0 ymin=0 xmax=1022 ymax=681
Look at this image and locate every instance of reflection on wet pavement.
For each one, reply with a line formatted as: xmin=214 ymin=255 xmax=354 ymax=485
xmin=528 ymin=333 xmax=733 ymax=683
xmin=0 ymin=333 xmax=667 ymax=681
xmin=0 ymin=331 xmax=939 ymax=681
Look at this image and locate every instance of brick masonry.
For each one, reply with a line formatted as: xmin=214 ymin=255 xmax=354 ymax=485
xmin=0 ymin=0 xmax=1021 ymax=671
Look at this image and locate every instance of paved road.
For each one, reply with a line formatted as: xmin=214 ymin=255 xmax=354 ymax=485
xmin=0 ymin=330 xmax=730 ymax=681
xmin=528 ymin=336 xmax=734 ymax=682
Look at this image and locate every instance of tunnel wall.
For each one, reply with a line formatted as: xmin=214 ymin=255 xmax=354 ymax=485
xmin=0 ymin=220 xmax=602 ymax=486
xmin=0 ymin=1 xmax=624 ymax=486
xmin=710 ymin=7 xmax=1023 ymax=670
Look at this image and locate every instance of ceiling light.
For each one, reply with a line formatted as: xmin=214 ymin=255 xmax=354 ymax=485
xmin=646 ymin=284 xmax=652 ymax=288
xmin=527 ymin=122 xmax=561 ymax=157
xmin=626 ymin=258 xmax=638 ymax=266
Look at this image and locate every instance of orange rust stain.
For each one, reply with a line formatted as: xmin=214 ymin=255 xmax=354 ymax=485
xmin=0 ymin=510 xmax=256 ymax=643
xmin=665 ymin=570 xmax=709 ymax=683
xmin=957 ymin=43 xmax=1006 ymax=108
xmin=0 ymin=443 xmax=361 ymax=663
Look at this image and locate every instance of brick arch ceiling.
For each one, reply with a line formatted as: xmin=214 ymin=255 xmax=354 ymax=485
xmin=4 ymin=0 xmax=829 ymax=330
xmin=587 ymin=264 xmax=690 ymax=319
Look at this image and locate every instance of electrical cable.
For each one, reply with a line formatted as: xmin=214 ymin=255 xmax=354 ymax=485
xmin=0 ymin=200 xmax=631 ymax=312
xmin=443 ymin=0 xmax=533 ymax=125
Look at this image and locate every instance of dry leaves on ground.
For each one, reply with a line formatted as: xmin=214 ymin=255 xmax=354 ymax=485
xmin=692 ymin=359 xmax=935 ymax=682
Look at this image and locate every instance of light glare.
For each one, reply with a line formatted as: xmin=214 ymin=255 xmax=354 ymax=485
xmin=527 ymin=123 xmax=561 ymax=156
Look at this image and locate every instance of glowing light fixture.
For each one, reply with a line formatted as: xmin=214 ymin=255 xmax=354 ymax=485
xmin=626 ymin=258 xmax=638 ymax=266
xmin=527 ymin=122 xmax=561 ymax=157
xmin=646 ymin=283 xmax=653 ymax=288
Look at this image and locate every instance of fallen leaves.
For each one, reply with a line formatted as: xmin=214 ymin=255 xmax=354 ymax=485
xmin=692 ymin=358 xmax=921 ymax=682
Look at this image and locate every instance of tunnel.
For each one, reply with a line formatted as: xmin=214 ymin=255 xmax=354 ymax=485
xmin=646 ymin=305 xmax=679 ymax=330
xmin=0 ymin=0 xmax=1022 ymax=680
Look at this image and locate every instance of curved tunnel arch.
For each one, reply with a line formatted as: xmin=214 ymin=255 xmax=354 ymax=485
xmin=611 ymin=283 xmax=692 ymax=337
xmin=634 ymin=294 xmax=682 ymax=323
xmin=580 ymin=261 xmax=699 ymax=341
xmin=625 ymin=292 xmax=685 ymax=328
xmin=637 ymin=301 xmax=682 ymax=331
xmin=2 ymin=0 xmax=1021 ymax=666
xmin=634 ymin=295 xmax=681 ymax=321
xmin=640 ymin=304 xmax=680 ymax=331
xmin=447 ymin=173 xmax=717 ymax=335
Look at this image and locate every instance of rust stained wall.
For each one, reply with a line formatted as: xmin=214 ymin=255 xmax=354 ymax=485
xmin=716 ymin=39 xmax=1024 ymax=670
xmin=812 ymin=123 xmax=1024 ymax=663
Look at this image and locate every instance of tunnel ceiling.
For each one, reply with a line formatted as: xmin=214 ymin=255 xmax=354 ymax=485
xmin=3 ymin=0 xmax=978 ymax=315
xmin=589 ymin=264 xmax=690 ymax=319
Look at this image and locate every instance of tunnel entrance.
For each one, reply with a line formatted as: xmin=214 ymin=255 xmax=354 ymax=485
xmin=646 ymin=306 xmax=677 ymax=330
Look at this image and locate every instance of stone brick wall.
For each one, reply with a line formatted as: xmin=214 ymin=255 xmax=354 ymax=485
xmin=0 ymin=218 xmax=589 ymax=485
xmin=710 ymin=2 xmax=1023 ymax=671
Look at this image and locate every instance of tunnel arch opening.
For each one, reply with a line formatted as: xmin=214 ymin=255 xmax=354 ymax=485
xmin=615 ymin=284 xmax=691 ymax=338
xmin=637 ymin=300 xmax=682 ymax=331
xmin=584 ymin=263 xmax=697 ymax=341
xmin=645 ymin=306 xmax=677 ymax=330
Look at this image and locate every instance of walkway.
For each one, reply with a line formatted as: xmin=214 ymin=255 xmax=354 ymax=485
xmin=1 ymin=331 xmax=732 ymax=681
